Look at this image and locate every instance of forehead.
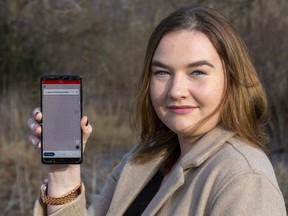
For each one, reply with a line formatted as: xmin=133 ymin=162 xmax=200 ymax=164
xmin=153 ymin=30 xmax=221 ymax=65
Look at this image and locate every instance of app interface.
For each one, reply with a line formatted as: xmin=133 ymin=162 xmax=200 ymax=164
xmin=42 ymin=79 xmax=81 ymax=159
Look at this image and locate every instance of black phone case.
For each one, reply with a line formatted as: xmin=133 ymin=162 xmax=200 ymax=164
xmin=41 ymin=75 xmax=83 ymax=164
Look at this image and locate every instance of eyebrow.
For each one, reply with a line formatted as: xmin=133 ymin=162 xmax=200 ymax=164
xmin=151 ymin=60 xmax=215 ymax=69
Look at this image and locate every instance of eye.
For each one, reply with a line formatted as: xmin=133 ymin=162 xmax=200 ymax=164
xmin=191 ymin=70 xmax=206 ymax=75
xmin=152 ymin=70 xmax=170 ymax=76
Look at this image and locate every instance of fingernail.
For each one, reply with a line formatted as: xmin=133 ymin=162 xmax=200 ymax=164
xmin=85 ymin=119 xmax=89 ymax=126
xmin=33 ymin=142 xmax=41 ymax=149
xmin=34 ymin=111 xmax=40 ymax=118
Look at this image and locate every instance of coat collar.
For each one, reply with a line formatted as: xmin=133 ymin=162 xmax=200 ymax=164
xmin=180 ymin=124 xmax=235 ymax=169
xmin=107 ymin=125 xmax=235 ymax=216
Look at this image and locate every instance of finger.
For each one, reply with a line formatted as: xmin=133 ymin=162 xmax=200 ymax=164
xmin=81 ymin=116 xmax=92 ymax=147
xmin=33 ymin=107 xmax=42 ymax=122
xmin=27 ymin=118 xmax=42 ymax=135
xmin=29 ymin=135 xmax=41 ymax=149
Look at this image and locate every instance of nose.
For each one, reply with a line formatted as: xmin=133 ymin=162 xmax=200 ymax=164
xmin=168 ymin=74 xmax=189 ymax=99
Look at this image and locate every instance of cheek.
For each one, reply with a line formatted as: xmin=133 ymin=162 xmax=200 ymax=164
xmin=195 ymin=83 xmax=225 ymax=107
xmin=210 ymin=85 xmax=225 ymax=100
xmin=149 ymin=81 xmax=165 ymax=106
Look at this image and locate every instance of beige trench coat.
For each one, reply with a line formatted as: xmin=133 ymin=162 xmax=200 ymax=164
xmin=34 ymin=126 xmax=287 ymax=216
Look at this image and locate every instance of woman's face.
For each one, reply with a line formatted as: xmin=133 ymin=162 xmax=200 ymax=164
xmin=150 ymin=30 xmax=225 ymax=137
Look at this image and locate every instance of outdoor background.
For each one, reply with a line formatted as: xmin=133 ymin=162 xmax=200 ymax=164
xmin=0 ymin=0 xmax=287 ymax=215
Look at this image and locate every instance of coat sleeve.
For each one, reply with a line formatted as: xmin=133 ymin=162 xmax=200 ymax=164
xmin=210 ymin=172 xmax=287 ymax=216
xmin=33 ymin=184 xmax=88 ymax=216
xmin=33 ymin=153 xmax=131 ymax=216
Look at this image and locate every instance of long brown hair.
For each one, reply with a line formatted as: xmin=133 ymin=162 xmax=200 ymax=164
xmin=130 ymin=4 xmax=269 ymax=164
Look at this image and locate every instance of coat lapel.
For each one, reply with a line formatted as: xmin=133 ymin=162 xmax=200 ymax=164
xmin=106 ymin=153 xmax=167 ymax=216
xmin=142 ymin=163 xmax=185 ymax=216
xmin=142 ymin=125 xmax=235 ymax=215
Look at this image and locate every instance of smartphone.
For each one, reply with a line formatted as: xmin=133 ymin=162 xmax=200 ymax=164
xmin=41 ymin=75 xmax=82 ymax=164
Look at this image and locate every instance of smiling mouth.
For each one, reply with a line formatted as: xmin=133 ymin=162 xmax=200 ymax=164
xmin=167 ymin=105 xmax=198 ymax=114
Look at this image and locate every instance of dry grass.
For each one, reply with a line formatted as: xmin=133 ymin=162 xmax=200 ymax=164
xmin=0 ymin=140 xmax=45 ymax=215
xmin=0 ymin=138 xmax=128 ymax=215
xmin=0 ymin=90 xmax=136 ymax=215
xmin=84 ymin=104 xmax=137 ymax=150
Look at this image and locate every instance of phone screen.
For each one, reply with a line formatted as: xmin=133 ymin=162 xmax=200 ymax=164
xmin=41 ymin=75 xmax=82 ymax=164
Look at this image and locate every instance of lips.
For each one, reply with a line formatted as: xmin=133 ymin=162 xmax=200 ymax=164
xmin=167 ymin=105 xmax=198 ymax=114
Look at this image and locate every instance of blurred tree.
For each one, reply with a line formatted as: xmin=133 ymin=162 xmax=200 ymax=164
xmin=0 ymin=0 xmax=42 ymax=95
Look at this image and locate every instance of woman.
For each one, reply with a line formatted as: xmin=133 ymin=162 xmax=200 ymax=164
xmin=28 ymin=4 xmax=286 ymax=216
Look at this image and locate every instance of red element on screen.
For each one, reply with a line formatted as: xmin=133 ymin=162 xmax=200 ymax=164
xmin=42 ymin=80 xmax=80 ymax=84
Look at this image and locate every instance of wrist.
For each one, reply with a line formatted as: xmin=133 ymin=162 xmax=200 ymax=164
xmin=47 ymin=165 xmax=81 ymax=197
